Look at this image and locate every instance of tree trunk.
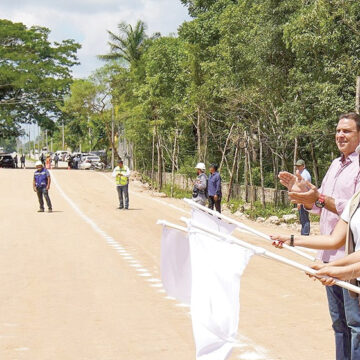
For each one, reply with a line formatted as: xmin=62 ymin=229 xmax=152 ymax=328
xmin=272 ymin=153 xmax=279 ymax=206
xmin=293 ymin=137 xmax=298 ymax=174
xmin=170 ymin=129 xmax=178 ymax=198
xmin=356 ymin=76 xmax=360 ymax=114
xmin=258 ymin=119 xmax=266 ymax=207
xmin=151 ymin=130 xmax=155 ymax=183
xmin=157 ymin=132 xmax=163 ymax=190
xmin=247 ymin=144 xmax=254 ymax=207
xmin=219 ymin=123 xmax=235 ymax=172
xmin=227 ymin=137 xmax=240 ymax=202
xmin=310 ymin=142 xmax=319 ymax=187
xmin=244 ymin=132 xmax=249 ymax=203
xmin=197 ymin=107 xmax=202 ymax=161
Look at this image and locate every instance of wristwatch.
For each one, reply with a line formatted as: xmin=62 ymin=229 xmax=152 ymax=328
xmin=290 ymin=235 xmax=294 ymax=247
xmin=315 ymin=193 xmax=326 ymax=208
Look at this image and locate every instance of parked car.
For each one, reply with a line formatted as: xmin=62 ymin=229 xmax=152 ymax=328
xmin=0 ymin=154 xmax=15 ymax=168
xmin=79 ymin=155 xmax=104 ymax=170
xmin=79 ymin=160 xmax=92 ymax=170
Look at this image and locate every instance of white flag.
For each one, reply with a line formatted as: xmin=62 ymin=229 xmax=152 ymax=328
xmin=191 ymin=208 xmax=236 ymax=235
xmin=189 ymin=232 xmax=254 ymax=359
xmin=160 ymin=210 xmax=254 ymax=360
xmin=161 ymin=226 xmax=192 ymax=305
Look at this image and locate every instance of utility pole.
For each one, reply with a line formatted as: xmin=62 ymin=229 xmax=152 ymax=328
xmin=45 ymin=130 xmax=48 ymax=151
xmin=111 ymin=106 xmax=115 ymax=170
xmin=356 ymin=76 xmax=360 ymax=114
xmin=62 ymin=121 xmax=65 ymax=150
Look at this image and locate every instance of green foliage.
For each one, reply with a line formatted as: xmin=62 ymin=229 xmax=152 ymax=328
xmin=0 ymin=19 xmax=80 ymax=138
xmin=162 ymin=184 xmax=192 ymax=199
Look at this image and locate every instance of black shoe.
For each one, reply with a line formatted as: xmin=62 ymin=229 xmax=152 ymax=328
xmin=37 ymin=209 xmax=44 ymax=213
xmin=124 ymin=207 xmax=129 ymax=210
xmin=118 ymin=206 xmax=124 ymax=209
xmin=48 ymin=209 xmax=52 ymax=213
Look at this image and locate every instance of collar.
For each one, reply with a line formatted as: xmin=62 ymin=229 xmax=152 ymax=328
xmin=340 ymin=151 xmax=358 ymax=164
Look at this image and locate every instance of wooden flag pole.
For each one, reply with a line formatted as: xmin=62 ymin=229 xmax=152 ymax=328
xmin=184 ymin=198 xmax=316 ymax=262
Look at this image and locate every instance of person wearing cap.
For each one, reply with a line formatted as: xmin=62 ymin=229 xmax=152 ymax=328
xmin=208 ymin=164 xmax=222 ymax=213
xmin=112 ymin=159 xmax=131 ymax=210
xmin=33 ymin=160 xmax=52 ymax=213
xmin=192 ymin=162 xmax=208 ymax=206
xmin=278 ymin=112 xmax=360 ymax=359
xmin=295 ymin=159 xmax=312 ymax=236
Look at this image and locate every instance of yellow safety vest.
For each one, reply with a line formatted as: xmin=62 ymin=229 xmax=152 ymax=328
xmin=114 ymin=166 xmax=129 ymax=186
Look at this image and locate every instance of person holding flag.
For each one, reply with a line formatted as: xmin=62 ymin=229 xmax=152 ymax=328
xmin=276 ymin=112 xmax=360 ymax=360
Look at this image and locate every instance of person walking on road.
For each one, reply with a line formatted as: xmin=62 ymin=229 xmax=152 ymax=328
xmin=208 ymin=164 xmax=222 ymax=213
xmin=20 ymin=154 xmax=26 ymax=169
xmin=295 ymin=159 xmax=311 ymax=235
xmin=192 ymin=162 xmax=208 ymax=206
xmin=278 ymin=112 xmax=360 ymax=360
xmin=112 ymin=159 xmax=130 ymax=210
xmin=33 ymin=160 xmax=52 ymax=213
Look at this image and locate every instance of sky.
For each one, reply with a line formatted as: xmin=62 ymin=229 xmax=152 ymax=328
xmin=0 ymin=0 xmax=191 ymax=78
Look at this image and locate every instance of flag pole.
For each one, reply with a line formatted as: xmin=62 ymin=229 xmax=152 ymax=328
xmin=178 ymin=218 xmax=360 ymax=296
xmin=183 ymin=198 xmax=316 ymax=262
xmin=156 ymin=220 xmax=187 ymax=233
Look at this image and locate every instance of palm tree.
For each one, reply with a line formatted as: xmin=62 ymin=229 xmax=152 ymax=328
xmin=99 ymin=20 xmax=148 ymax=64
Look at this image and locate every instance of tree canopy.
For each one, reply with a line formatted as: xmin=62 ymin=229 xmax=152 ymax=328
xmin=0 ymin=19 xmax=80 ymax=138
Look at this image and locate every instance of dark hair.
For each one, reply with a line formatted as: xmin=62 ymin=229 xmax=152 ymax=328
xmin=117 ymin=158 xmax=123 ymax=163
xmin=210 ymin=163 xmax=218 ymax=171
xmin=339 ymin=112 xmax=360 ymax=131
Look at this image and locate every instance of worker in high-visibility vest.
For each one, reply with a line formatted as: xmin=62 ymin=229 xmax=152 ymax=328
xmin=112 ymin=159 xmax=131 ymax=209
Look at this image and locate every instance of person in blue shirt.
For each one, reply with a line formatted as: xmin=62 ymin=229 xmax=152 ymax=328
xmin=208 ymin=163 xmax=222 ymax=213
xmin=33 ymin=160 xmax=52 ymax=213
xmin=295 ymin=159 xmax=311 ymax=235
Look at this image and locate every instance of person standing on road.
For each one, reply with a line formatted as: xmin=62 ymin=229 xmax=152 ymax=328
xmin=20 ymin=154 xmax=26 ymax=169
xmin=278 ymin=112 xmax=360 ymax=360
xmin=40 ymin=153 xmax=45 ymax=166
xmin=14 ymin=154 xmax=18 ymax=168
xmin=112 ymin=159 xmax=130 ymax=210
xmin=33 ymin=160 xmax=52 ymax=213
xmin=295 ymin=159 xmax=312 ymax=235
xmin=54 ymin=154 xmax=59 ymax=168
xmin=192 ymin=162 xmax=208 ymax=206
xmin=208 ymin=164 xmax=222 ymax=213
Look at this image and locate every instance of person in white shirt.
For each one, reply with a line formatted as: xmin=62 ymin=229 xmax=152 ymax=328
xmin=112 ymin=159 xmax=131 ymax=209
xmin=295 ymin=159 xmax=312 ymax=235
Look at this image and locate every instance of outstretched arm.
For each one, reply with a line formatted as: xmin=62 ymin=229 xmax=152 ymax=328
xmin=270 ymin=218 xmax=347 ymax=250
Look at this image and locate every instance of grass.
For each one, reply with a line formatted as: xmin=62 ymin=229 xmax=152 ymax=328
xmin=162 ymin=184 xmax=191 ymax=200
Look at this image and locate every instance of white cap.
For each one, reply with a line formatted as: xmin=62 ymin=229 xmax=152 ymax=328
xmin=35 ymin=160 xmax=42 ymax=166
xmin=195 ymin=162 xmax=206 ymax=171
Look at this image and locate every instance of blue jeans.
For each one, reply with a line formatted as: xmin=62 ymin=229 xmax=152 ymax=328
xmin=116 ymin=184 xmax=129 ymax=209
xmin=326 ymin=285 xmax=360 ymax=359
xmin=36 ymin=187 xmax=52 ymax=210
xmin=299 ymin=205 xmax=310 ymax=235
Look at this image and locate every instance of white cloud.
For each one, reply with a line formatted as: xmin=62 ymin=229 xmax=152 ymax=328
xmin=0 ymin=0 xmax=190 ymax=78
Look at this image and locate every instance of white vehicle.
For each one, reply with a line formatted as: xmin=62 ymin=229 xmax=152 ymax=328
xmin=79 ymin=161 xmax=92 ymax=170
xmin=79 ymin=155 xmax=104 ymax=170
xmin=55 ymin=151 xmax=69 ymax=161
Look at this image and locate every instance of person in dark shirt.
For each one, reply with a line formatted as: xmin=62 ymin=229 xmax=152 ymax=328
xmin=208 ymin=164 xmax=222 ymax=213
xmin=33 ymin=160 xmax=52 ymax=213
xmin=20 ymin=154 xmax=26 ymax=168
